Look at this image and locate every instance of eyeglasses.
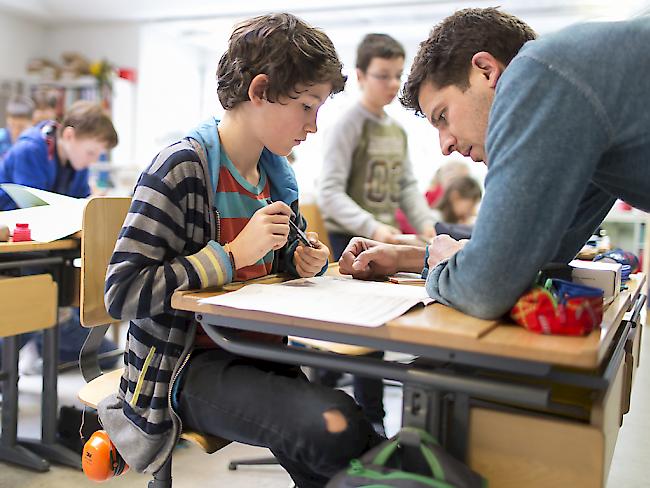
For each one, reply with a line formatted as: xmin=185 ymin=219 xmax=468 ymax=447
xmin=366 ymin=72 xmax=405 ymax=84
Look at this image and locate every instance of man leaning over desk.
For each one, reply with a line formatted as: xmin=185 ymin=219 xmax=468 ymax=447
xmin=339 ymin=8 xmax=650 ymax=319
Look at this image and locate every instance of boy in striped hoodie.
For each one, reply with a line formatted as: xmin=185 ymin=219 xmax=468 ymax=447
xmin=100 ymin=13 xmax=382 ymax=488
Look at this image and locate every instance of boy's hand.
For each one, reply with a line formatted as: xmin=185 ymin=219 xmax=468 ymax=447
xmin=372 ymin=223 xmax=400 ymax=244
xmin=230 ymin=201 xmax=292 ymax=268
xmin=294 ymin=232 xmax=329 ymax=277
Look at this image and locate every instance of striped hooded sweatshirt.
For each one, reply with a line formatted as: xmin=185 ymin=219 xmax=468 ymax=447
xmin=99 ymin=118 xmax=322 ymax=473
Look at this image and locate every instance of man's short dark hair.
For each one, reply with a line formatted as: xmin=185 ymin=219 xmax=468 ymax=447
xmin=217 ymin=13 xmax=346 ymax=110
xmin=400 ymin=7 xmax=537 ymax=115
xmin=356 ymin=33 xmax=405 ymax=72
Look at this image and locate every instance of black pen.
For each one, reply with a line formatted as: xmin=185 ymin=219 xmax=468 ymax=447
xmin=266 ymin=199 xmax=316 ymax=248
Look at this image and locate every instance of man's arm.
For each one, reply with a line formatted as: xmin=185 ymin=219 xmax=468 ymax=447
xmin=426 ymin=55 xmax=612 ymax=319
xmin=552 ymin=182 xmax=615 ymax=262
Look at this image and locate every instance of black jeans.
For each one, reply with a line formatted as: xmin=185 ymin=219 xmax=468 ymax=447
xmin=322 ymin=232 xmax=386 ymax=428
xmin=177 ymin=348 xmax=383 ymax=488
xmin=315 ymin=350 xmax=386 ymax=427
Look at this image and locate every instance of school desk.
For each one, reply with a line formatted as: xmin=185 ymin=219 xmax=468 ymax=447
xmin=0 ymin=237 xmax=81 ymax=471
xmin=171 ymin=266 xmax=646 ymax=488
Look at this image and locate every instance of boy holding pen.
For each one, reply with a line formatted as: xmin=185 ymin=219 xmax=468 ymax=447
xmin=101 ymin=13 xmax=382 ymax=488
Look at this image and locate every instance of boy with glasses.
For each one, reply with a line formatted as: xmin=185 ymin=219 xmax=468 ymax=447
xmin=317 ymin=33 xmax=435 ymax=437
xmin=318 ymin=33 xmax=435 ymax=260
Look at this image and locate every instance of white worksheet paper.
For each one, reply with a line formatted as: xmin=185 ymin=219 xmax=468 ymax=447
xmin=0 ymin=184 xmax=87 ymax=242
xmin=199 ymin=275 xmax=435 ymax=327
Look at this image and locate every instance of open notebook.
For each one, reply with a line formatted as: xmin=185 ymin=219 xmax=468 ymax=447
xmin=0 ymin=184 xmax=87 ymax=242
xmin=199 ymin=275 xmax=435 ymax=327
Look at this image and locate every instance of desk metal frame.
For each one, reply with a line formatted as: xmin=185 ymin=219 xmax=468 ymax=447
xmin=196 ymin=292 xmax=645 ymax=462
xmin=0 ymin=248 xmax=81 ymax=471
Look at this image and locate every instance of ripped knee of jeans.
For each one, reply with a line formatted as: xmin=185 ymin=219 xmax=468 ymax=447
xmin=323 ymin=408 xmax=347 ymax=433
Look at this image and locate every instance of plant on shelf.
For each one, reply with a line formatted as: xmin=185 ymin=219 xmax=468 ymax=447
xmin=90 ymin=59 xmax=115 ymax=90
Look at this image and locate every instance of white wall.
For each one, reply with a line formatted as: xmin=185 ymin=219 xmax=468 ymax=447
xmin=133 ymin=25 xmax=206 ymax=168
xmin=43 ymin=21 xmax=140 ymax=70
xmin=0 ymin=11 xmax=45 ymax=77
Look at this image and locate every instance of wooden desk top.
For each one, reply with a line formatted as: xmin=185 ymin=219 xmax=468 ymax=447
xmin=171 ymin=267 xmax=645 ymax=370
xmin=0 ymin=234 xmax=80 ymax=254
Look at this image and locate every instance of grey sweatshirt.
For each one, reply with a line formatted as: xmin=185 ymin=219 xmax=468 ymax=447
xmin=318 ymin=102 xmax=433 ymax=237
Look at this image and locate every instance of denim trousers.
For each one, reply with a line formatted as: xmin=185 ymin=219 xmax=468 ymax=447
xmin=177 ymin=348 xmax=383 ymax=488
xmin=322 ymin=232 xmax=386 ymax=428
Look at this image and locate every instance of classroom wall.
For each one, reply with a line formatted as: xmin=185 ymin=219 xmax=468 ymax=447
xmin=133 ymin=25 xmax=206 ymax=167
xmin=42 ymin=21 xmax=140 ymax=70
xmin=0 ymin=11 xmax=45 ymax=78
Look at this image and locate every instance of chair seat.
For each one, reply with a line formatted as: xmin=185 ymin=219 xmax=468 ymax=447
xmin=78 ymin=367 xmax=231 ymax=454
xmin=289 ymin=336 xmax=376 ymax=355
xmin=180 ymin=431 xmax=231 ymax=454
xmin=78 ymin=368 xmax=124 ymax=409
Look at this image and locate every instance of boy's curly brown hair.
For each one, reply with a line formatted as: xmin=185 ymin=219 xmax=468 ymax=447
xmin=217 ymin=13 xmax=346 ymax=110
xmin=400 ymin=7 xmax=536 ymax=116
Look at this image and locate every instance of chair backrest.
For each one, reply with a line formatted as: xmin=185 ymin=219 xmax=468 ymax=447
xmin=80 ymin=196 xmax=131 ymax=328
xmin=300 ymin=202 xmax=334 ymax=262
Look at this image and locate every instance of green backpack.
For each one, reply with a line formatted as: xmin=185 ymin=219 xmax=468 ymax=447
xmin=327 ymin=428 xmax=487 ymax=488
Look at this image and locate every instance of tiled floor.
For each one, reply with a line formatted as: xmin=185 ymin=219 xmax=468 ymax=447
xmin=2 ymin=323 xmax=649 ymax=488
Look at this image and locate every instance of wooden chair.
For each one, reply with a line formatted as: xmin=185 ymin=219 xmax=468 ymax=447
xmin=76 ymin=197 xmax=229 ymax=487
xmin=300 ymin=202 xmax=334 ymax=262
xmin=0 ymin=274 xmax=58 ymax=472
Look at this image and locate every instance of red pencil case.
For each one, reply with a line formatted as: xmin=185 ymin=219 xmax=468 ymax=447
xmin=510 ymin=279 xmax=604 ymax=336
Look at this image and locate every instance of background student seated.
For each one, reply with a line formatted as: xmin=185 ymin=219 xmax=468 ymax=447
xmin=0 ymin=100 xmax=119 ymax=369
xmin=396 ymin=159 xmax=470 ymax=234
xmin=32 ymin=88 xmax=60 ymax=124
xmin=0 ymin=100 xmax=118 ymax=210
xmin=432 ymin=175 xmax=482 ymax=225
xmin=0 ymin=95 xmax=35 ymax=161
xmin=99 ymin=13 xmax=382 ymax=488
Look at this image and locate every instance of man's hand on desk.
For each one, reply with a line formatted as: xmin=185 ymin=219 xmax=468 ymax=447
xmin=426 ymin=235 xmax=467 ymax=269
xmin=339 ymin=237 xmax=425 ymax=280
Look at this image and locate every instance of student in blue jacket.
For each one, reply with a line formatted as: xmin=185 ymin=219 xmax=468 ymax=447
xmin=0 ymin=100 xmax=118 ymax=210
xmin=0 ymin=100 xmax=119 ymax=368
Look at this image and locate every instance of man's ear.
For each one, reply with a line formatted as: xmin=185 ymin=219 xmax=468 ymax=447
xmin=248 ymin=74 xmax=270 ymax=106
xmin=470 ymin=52 xmax=504 ymax=89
